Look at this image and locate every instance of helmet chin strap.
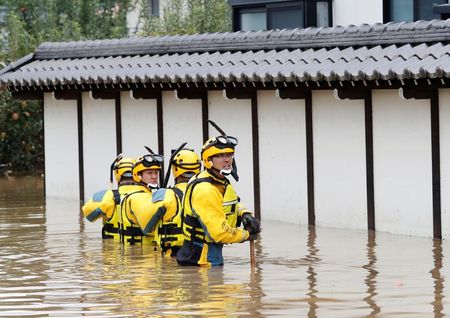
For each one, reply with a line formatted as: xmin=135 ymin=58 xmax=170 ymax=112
xmin=208 ymin=167 xmax=226 ymax=179
xmin=209 ymin=163 xmax=238 ymax=181
xmin=230 ymin=160 xmax=239 ymax=182
xmin=147 ymin=183 xmax=159 ymax=189
xmin=219 ymin=168 xmax=232 ymax=175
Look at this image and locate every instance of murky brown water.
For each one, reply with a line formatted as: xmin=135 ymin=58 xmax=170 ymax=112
xmin=0 ymin=176 xmax=449 ymax=317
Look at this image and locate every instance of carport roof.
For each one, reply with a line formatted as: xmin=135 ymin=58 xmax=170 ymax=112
xmin=1 ymin=19 xmax=449 ymax=90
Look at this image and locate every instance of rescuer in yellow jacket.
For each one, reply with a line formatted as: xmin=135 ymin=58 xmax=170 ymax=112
xmin=154 ymin=149 xmax=201 ymax=257
xmin=176 ymin=135 xmax=260 ymax=267
xmin=119 ymin=152 xmax=168 ymax=245
xmin=82 ymin=155 xmax=152 ymax=242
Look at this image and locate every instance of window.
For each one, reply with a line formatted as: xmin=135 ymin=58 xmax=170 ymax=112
xmin=229 ymin=0 xmax=332 ymax=32
xmin=149 ymin=0 xmax=160 ymax=17
xmin=269 ymin=4 xmax=304 ymax=30
xmin=383 ymin=0 xmax=447 ymax=23
xmin=316 ymin=1 xmax=330 ymax=27
xmin=240 ymin=8 xmax=267 ymax=30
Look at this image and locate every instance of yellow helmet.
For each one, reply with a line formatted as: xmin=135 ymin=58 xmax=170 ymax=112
xmin=201 ymin=136 xmax=238 ymax=169
xmin=132 ymin=154 xmax=163 ymax=183
xmin=113 ymin=157 xmax=135 ymax=183
xmin=171 ymin=149 xmax=201 ymax=179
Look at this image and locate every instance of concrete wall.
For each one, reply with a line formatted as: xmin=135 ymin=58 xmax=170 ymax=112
xmin=372 ymin=90 xmax=433 ymax=237
xmin=44 ymin=85 xmax=448 ymax=238
xmin=162 ymin=91 xmax=203 ymax=186
xmin=208 ymin=90 xmax=255 ymax=211
xmin=121 ymin=91 xmax=158 ymax=159
xmin=439 ymin=89 xmax=450 ymax=239
xmin=44 ymin=93 xmax=79 ymax=200
xmin=334 ymin=0 xmax=383 ymax=26
xmin=313 ymin=90 xmax=367 ymax=230
xmin=82 ymin=92 xmax=117 ymax=200
xmin=258 ymin=90 xmax=308 ymax=224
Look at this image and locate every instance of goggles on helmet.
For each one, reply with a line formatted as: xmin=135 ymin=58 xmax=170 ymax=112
xmin=205 ymin=136 xmax=238 ymax=150
xmin=141 ymin=154 xmax=163 ymax=167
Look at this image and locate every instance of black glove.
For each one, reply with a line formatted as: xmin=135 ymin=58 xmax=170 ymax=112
xmin=247 ymin=233 xmax=258 ymax=241
xmin=242 ymin=213 xmax=260 ymax=235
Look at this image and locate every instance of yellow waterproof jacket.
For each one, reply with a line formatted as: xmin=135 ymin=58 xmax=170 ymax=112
xmin=82 ymin=184 xmax=155 ymax=244
xmin=121 ymin=187 xmax=175 ymax=238
xmin=182 ymin=170 xmax=249 ymax=244
xmin=82 ymin=184 xmax=146 ymax=222
xmin=177 ymin=170 xmax=251 ymax=267
xmin=82 ymin=188 xmax=118 ymax=223
xmin=154 ymin=182 xmax=187 ymax=254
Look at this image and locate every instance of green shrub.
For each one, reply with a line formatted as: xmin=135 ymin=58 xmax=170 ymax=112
xmin=0 ymin=0 xmax=231 ymax=174
xmin=0 ymin=90 xmax=43 ymax=174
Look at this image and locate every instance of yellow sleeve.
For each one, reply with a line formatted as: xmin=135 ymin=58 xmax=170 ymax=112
xmin=126 ymin=192 xmax=160 ymax=235
xmin=237 ymin=203 xmax=252 ymax=217
xmin=127 ymin=189 xmax=177 ymax=235
xmin=161 ymin=189 xmax=179 ymax=222
xmin=82 ymin=189 xmax=116 ymax=222
xmin=192 ymin=183 xmax=249 ymax=244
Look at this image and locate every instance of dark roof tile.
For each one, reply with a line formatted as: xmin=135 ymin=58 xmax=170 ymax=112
xmin=1 ymin=20 xmax=449 ymax=88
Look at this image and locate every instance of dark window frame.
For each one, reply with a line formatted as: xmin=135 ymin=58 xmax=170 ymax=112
xmin=383 ymin=0 xmax=446 ymax=23
xmin=230 ymin=0 xmax=332 ymax=31
xmin=149 ymin=0 xmax=160 ymax=17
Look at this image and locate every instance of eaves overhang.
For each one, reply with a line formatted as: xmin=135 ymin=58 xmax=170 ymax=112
xmin=1 ymin=19 xmax=449 ymax=93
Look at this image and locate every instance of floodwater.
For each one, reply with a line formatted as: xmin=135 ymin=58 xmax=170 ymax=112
xmin=0 ymin=177 xmax=449 ymax=317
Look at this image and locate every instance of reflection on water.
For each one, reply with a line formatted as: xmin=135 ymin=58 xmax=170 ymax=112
xmin=431 ymin=239 xmax=444 ymax=318
xmin=362 ymin=231 xmax=380 ymax=318
xmin=306 ymin=225 xmax=319 ymax=318
xmin=0 ymin=176 xmax=449 ymax=317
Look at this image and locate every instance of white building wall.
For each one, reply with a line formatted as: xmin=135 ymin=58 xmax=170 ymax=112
xmin=333 ymin=0 xmax=383 ymax=26
xmin=258 ymin=90 xmax=308 ymax=224
xmin=126 ymin=0 xmax=141 ymax=35
xmin=372 ymin=90 xmax=433 ymax=237
xmin=82 ymin=92 xmax=117 ymax=200
xmin=44 ymin=93 xmax=80 ymax=200
xmin=208 ymin=91 xmax=254 ymax=211
xmin=313 ymin=90 xmax=367 ymax=229
xmin=121 ymin=91 xmax=158 ymax=159
xmin=44 ymin=93 xmax=79 ymax=200
xmin=162 ymin=91 xmax=203 ymax=186
xmin=439 ymin=89 xmax=450 ymax=239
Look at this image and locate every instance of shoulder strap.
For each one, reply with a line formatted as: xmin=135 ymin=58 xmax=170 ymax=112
xmin=190 ymin=177 xmax=213 ymax=186
xmin=120 ymin=190 xmax=146 ymax=223
xmin=112 ymin=189 xmax=120 ymax=205
xmin=172 ymin=187 xmax=184 ymax=202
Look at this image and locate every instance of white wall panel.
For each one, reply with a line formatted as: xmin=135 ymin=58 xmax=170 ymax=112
xmin=208 ymin=91 xmax=254 ymax=211
xmin=313 ymin=90 xmax=367 ymax=229
xmin=162 ymin=91 xmax=203 ymax=186
xmin=334 ymin=0 xmax=382 ymax=26
xmin=258 ymin=90 xmax=308 ymax=223
xmin=44 ymin=93 xmax=79 ymax=200
xmin=121 ymin=91 xmax=158 ymax=159
xmin=439 ymin=89 xmax=450 ymax=239
xmin=82 ymin=92 xmax=116 ymax=200
xmin=372 ymin=90 xmax=432 ymax=237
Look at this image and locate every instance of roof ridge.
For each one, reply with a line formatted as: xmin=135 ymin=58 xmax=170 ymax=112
xmin=34 ymin=19 xmax=450 ymax=60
